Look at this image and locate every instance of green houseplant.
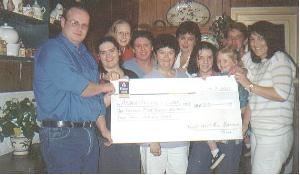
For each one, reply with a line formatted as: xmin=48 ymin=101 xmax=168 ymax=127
xmin=0 ymin=97 xmax=39 ymax=155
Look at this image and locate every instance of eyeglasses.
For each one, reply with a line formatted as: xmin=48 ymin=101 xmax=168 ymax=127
xmin=66 ymin=19 xmax=89 ymax=30
xmin=99 ymin=47 xmax=118 ymax=57
xmin=116 ymin=31 xmax=130 ymax=37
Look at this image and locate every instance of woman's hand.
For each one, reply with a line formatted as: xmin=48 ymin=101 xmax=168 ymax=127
xmin=242 ymin=123 xmax=249 ymax=137
xmin=101 ymin=71 xmax=120 ymax=81
xmin=150 ymin=142 xmax=161 ymax=156
xmin=234 ymin=68 xmax=251 ymax=89
xmin=96 ymin=116 xmax=113 ymax=147
xmin=101 ymin=128 xmax=113 ymax=147
xmin=103 ymin=92 xmax=113 ymax=107
xmin=229 ymin=65 xmax=247 ymax=75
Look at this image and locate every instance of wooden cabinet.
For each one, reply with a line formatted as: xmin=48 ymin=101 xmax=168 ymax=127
xmin=0 ymin=1 xmax=49 ymax=49
xmin=0 ymin=56 xmax=33 ymax=92
xmin=0 ymin=0 xmax=48 ymax=92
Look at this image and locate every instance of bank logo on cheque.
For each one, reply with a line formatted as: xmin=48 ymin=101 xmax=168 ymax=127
xmin=119 ymin=81 xmax=129 ymax=97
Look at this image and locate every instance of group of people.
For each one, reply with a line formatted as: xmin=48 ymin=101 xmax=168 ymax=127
xmin=33 ymin=3 xmax=296 ymax=174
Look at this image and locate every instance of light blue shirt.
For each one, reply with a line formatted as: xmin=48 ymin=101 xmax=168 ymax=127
xmin=123 ymin=58 xmax=157 ymax=78
xmin=33 ymin=33 xmax=105 ymax=122
xmin=142 ymin=69 xmax=189 ymax=148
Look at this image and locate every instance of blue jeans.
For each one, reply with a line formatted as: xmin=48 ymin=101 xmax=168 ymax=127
xmin=39 ymin=127 xmax=100 ymax=173
xmin=187 ymin=140 xmax=242 ymax=174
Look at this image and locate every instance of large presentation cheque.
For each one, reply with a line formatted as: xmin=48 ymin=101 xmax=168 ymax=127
xmin=111 ymin=76 xmax=242 ymax=143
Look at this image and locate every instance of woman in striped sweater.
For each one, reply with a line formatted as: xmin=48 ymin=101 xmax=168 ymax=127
xmin=235 ymin=20 xmax=296 ymax=173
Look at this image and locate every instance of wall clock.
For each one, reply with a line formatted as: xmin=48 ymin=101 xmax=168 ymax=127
xmin=166 ymin=0 xmax=210 ymax=26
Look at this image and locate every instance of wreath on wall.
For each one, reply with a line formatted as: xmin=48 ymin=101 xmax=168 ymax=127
xmin=209 ymin=14 xmax=234 ymax=47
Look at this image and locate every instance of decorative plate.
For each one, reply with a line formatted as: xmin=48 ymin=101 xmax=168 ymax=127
xmin=166 ymin=0 xmax=210 ymax=26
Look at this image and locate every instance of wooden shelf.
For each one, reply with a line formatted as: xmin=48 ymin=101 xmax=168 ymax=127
xmin=0 ymin=9 xmax=47 ymax=25
xmin=0 ymin=55 xmax=33 ymax=62
xmin=151 ymin=26 xmax=211 ymax=37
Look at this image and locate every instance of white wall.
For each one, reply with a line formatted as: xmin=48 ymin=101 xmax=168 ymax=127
xmin=0 ymin=91 xmax=39 ymax=156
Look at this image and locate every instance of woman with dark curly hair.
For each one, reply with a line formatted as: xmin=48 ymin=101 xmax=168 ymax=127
xmin=235 ymin=20 xmax=296 ymax=173
xmin=174 ymin=21 xmax=201 ymax=72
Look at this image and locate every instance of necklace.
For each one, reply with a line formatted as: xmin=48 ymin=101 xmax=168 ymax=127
xmin=249 ymin=59 xmax=270 ymax=84
xmin=248 ymin=59 xmax=270 ymax=111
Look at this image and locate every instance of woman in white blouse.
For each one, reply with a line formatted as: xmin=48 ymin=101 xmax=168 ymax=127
xmin=174 ymin=21 xmax=201 ymax=72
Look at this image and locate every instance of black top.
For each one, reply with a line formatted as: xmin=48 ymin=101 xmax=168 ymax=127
xmin=104 ymin=68 xmax=138 ymax=130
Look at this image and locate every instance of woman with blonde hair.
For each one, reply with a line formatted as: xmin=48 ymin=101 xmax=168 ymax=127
xmin=107 ymin=19 xmax=134 ymax=61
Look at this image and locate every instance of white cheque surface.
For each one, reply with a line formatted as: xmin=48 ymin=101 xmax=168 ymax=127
xmin=111 ymin=76 xmax=243 ymax=143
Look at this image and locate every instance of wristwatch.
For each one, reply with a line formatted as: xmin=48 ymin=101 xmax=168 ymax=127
xmin=248 ymin=83 xmax=254 ymax=93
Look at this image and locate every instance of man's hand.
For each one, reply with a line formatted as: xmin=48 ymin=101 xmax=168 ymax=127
xmin=81 ymin=82 xmax=115 ymax=97
xmin=150 ymin=142 xmax=161 ymax=156
xmin=100 ymin=82 xmax=115 ymax=94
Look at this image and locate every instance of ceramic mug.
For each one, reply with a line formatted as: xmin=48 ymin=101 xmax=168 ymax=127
xmin=7 ymin=43 xmax=20 ymax=56
xmin=32 ymin=6 xmax=46 ymax=19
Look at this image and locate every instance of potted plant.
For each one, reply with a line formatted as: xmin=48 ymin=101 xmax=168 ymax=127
xmin=0 ymin=97 xmax=39 ymax=155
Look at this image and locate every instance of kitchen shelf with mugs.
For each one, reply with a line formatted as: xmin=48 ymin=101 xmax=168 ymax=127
xmin=0 ymin=21 xmax=35 ymax=62
xmin=0 ymin=9 xmax=45 ymax=25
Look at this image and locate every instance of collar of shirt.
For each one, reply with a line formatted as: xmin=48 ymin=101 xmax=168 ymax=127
xmin=58 ymin=33 xmax=88 ymax=55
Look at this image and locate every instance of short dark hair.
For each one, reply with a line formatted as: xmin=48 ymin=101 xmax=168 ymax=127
xmin=130 ymin=30 xmax=154 ymax=48
xmin=97 ymin=36 xmax=122 ymax=73
xmin=248 ymin=20 xmax=284 ymax=63
xmin=154 ymin=34 xmax=179 ymax=55
xmin=62 ymin=2 xmax=89 ymax=19
xmin=96 ymin=36 xmax=120 ymax=54
xmin=225 ymin=22 xmax=248 ymax=39
xmin=187 ymin=41 xmax=218 ymax=74
xmin=175 ymin=21 xmax=201 ymax=41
